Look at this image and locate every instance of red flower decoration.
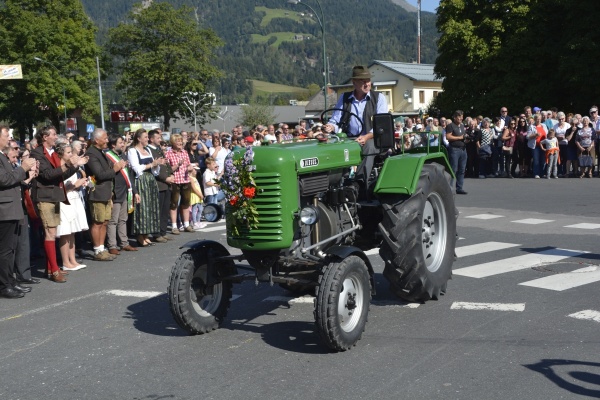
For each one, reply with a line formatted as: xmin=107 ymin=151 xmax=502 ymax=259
xmin=243 ymin=186 xmax=256 ymax=198
xmin=229 ymin=196 xmax=238 ymax=206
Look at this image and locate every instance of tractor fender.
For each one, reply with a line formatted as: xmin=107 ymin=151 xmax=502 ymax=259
xmin=325 ymin=245 xmax=376 ymax=296
xmin=374 ymin=152 xmax=454 ymax=195
xmin=179 ymin=240 xmax=236 ymax=277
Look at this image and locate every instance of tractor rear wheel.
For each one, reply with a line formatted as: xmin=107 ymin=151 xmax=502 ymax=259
xmin=378 ymin=163 xmax=456 ymax=302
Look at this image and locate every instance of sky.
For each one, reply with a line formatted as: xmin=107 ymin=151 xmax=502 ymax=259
xmin=406 ymin=0 xmax=440 ymax=13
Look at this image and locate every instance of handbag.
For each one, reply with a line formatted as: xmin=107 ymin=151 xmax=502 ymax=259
xmin=579 ymin=150 xmax=593 ymax=167
xmin=478 ymin=144 xmax=492 ymax=158
xmin=502 ymin=145 xmax=513 ymax=155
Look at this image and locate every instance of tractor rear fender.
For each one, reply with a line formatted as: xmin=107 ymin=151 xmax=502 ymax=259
xmin=179 ymin=240 xmax=237 ymax=279
xmin=374 ymin=152 xmax=454 ymax=195
xmin=325 ymin=245 xmax=376 ymax=296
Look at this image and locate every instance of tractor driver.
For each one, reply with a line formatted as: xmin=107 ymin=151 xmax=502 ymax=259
xmin=324 ymin=65 xmax=388 ymax=186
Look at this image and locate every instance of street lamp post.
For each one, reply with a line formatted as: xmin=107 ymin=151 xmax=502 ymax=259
xmin=288 ymin=0 xmax=328 ymax=112
xmin=34 ymin=57 xmax=67 ymax=131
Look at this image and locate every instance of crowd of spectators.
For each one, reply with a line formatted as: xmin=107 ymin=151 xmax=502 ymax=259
xmin=395 ymin=105 xmax=600 ymax=180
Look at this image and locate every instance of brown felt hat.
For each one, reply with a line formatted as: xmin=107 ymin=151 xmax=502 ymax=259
xmin=351 ymin=65 xmax=371 ymax=80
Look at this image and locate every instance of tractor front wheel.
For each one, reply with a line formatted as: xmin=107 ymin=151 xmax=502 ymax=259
xmin=314 ymin=256 xmax=371 ymax=351
xmin=168 ymin=250 xmax=233 ymax=334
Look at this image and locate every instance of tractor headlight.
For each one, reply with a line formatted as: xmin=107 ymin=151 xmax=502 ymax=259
xmin=300 ymin=206 xmax=319 ymax=225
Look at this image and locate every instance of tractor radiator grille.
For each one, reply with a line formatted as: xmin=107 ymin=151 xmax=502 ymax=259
xmin=299 ymin=173 xmax=329 ymax=196
xmin=236 ymin=173 xmax=284 ymax=241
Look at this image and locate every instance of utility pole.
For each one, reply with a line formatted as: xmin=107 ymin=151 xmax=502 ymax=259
xmin=417 ymin=0 xmax=421 ymax=64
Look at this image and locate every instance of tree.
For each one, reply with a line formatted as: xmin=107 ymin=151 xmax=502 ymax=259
xmin=0 ymin=0 xmax=100 ymax=135
xmin=434 ymin=0 xmax=599 ymax=115
xmin=239 ymin=104 xmax=275 ymax=129
xmin=105 ymin=2 xmax=224 ymax=130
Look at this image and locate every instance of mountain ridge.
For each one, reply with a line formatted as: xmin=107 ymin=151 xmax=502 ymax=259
xmin=81 ymin=0 xmax=438 ymax=104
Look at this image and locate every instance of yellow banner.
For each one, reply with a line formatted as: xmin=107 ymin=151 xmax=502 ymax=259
xmin=0 ymin=65 xmax=23 ymax=80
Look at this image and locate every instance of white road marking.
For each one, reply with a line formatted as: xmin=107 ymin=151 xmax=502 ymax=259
xmin=453 ymin=248 xmax=587 ymax=278
xmin=511 ymin=218 xmax=554 ymax=225
xmin=465 ymin=214 xmax=504 ymax=220
xmin=0 ymin=290 xmax=108 ymax=323
xmin=568 ymin=310 xmax=600 ymax=323
xmin=519 ymin=266 xmax=600 ymax=291
xmin=365 ymin=249 xmax=379 ymax=256
xmin=455 ymin=241 xmax=520 ymax=258
xmin=107 ymin=290 xmax=163 ymax=298
xmin=450 ymin=302 xmax=525 ymax=312
xmin=371 ymin=301 xmax=420 ymax=308
xmin=564 ymin=223 xmax=600 ymax=230
xmin=263 ymin=296 xmax=314 ymax=304
xmin=200 ymin=225 xmax=227 ymax=233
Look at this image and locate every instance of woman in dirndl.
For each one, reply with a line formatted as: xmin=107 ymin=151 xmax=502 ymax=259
xmin=127 ymin=129 xmax=164 ymax=246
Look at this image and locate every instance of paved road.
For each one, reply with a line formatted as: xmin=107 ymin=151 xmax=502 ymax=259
xmin=1 ymin=178 xmax=599 ymax=400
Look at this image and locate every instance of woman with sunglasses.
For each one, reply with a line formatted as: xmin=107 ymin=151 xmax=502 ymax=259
xmin=514 ymin=117 xmax=529 ymax=177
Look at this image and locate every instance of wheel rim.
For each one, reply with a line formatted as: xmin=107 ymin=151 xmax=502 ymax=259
xmin=190 ymin=268 xmax=223 ymax=317
xmin=337 ymin=274 xmax=364 ymax=332
xmin=421 ymin=192 xmax=448 ymax=273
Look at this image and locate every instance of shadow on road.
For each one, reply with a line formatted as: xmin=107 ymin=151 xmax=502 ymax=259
xmin=124 ymin=294 xmax=188 ymax=337
xmin=524 ymin=359 xmax=600 ymax=397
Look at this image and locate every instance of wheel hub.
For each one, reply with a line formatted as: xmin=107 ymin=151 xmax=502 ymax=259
xmin=337 ymin=276 xmax=364 ymax=332
xmin=421 ymin=193 xmax=448 ymax=273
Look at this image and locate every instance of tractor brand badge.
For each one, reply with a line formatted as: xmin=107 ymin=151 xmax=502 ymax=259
xmin=300 ymin=157 xmax=319 ymax=168
xmin=344 ymin=149 xmax=349 ymax=162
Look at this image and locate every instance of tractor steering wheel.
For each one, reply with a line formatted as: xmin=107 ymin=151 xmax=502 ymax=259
xmin=320 ymin=108 xmax=365 ymax=138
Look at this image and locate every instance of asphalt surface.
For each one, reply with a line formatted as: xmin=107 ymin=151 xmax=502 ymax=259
xmin=1 ymin=176 xmax=599 ymax=400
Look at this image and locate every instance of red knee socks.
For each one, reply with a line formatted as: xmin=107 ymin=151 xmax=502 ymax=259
xmin=44 ymin=240 xmax=59 ymax=274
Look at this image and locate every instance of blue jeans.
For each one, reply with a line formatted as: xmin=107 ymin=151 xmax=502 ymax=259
xmin=205 ymin=190 xmax=225 ymax=205
xmin=532 ymin=146 xmax=545 ymax=177
xmin=190 ymin=203 xmax=203 ymax=224
xmin=448 ymin=146 xmax=467 ymax=191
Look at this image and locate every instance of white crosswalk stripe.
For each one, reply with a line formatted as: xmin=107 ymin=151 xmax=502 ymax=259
xmin=455 ymin=241 xmax=520 ymax=258
xmin=453 ymin=248 xmax=587 ymax=278
xmin=568 ymin=310 xmax=600 ymax=323
xmin=519 ymin=266 xmax=600 ymax=291
xmin=465 ymin=214 xmax=504 ymax=220
xmin=511 ymin=218 xmax=554 ymax=225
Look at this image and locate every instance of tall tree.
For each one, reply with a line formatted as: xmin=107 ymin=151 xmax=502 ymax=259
xmin=0 ymin=0 xmax=100 ymax=135
xmin=434 ymin=0 xmax=599 ymax=115
xmin=239 ymin=104 xmax=275 ymax=129
xmin=105 ymin=2 xmax=223 ymax=130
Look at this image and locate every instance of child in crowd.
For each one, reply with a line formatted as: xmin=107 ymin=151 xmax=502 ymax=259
xmin=203 ymin=157 xmax=225 ymax=208
xmin=189 ymin=168 xmax=207 ymax=230
xmin=541 ymin=128 xmax=559 ymax=179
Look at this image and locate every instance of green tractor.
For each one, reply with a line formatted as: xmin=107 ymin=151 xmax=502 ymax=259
xmin=168 ymin=112 xmax=457 ymax=351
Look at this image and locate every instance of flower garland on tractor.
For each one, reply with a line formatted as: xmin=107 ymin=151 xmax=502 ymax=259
xmin=219 ymin=147 xmax=259 ymax=236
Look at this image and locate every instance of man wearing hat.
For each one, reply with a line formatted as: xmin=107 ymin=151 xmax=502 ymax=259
xmin=324 ymin=65 xmax=388 ymax=185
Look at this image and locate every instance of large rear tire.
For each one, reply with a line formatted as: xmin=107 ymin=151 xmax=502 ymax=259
xmin=314 ymin=256 xmax=371 ymax=351
xmin=168 ymin=250 xmax=233 ymax=334
xmin=379 ymin=163 xmax=456 ymax=302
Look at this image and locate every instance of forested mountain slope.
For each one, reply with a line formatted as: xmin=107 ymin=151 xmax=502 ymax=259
xmin=82 ymin=0 xmax=438 ymax=104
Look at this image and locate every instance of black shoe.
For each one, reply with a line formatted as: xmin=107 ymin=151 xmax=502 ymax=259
xmin=456 ymin=189 xmax=468 ymax=195
xmin=13 ymin=284 xmax=32 ymax=293
xmin=17 ymin=277 xmax=41 ymax=285
xmin=0 ymin=287 xmax=25 ymax=299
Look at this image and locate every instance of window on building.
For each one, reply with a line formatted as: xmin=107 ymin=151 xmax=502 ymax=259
xmin=433 ymin=91 xmax=439 ymax=98
xmin=419 ymin=90 xmax=425 ymax=103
